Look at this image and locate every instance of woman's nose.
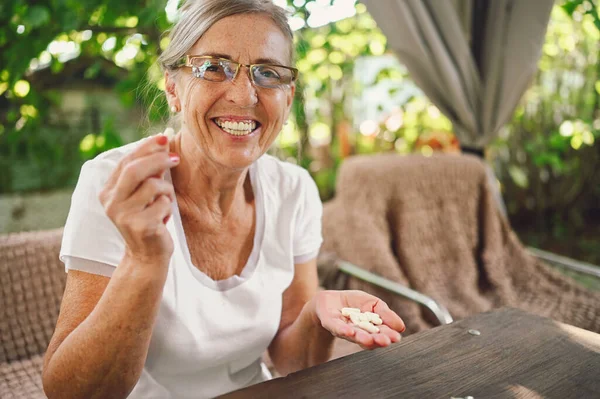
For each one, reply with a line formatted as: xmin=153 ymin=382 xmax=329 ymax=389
xmin=225 ymin=66 xmax=258 ymax=107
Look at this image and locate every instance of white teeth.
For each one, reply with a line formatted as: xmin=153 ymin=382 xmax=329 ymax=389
xmin=215 ymin=119 xmax=257 ymax=136
xmin=223 ymin=127 xmax=250 ymax=136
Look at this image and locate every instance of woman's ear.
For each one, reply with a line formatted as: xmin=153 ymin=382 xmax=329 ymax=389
xmin=283 ymin=83 xmax=296 ymax=121
xmin=165 ymin=71 xmax=180 ymax=110
xmin=287 ymin=83 xmax=296 ymax=108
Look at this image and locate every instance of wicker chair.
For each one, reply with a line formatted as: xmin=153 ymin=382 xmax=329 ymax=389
xmin=0 ymin=229 xmax=65 ymax=399
xmin=319 ymin=153 xmax=600 ymax=334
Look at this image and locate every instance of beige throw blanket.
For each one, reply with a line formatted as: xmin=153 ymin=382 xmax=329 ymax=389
xmin=319 ymin=154 xmax=600 ymax=334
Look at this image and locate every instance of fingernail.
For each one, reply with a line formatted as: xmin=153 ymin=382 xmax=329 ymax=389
xmin=163 ymin=215 xmax=171 ymax=224
xmin=157 ymin=135 xmax=168 ymax=146
xmin=169 ymin=152 xmax=180 ymax=164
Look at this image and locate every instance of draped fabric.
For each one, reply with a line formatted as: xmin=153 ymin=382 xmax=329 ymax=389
xmin=362 ymin=0 xmax=554 ymax=148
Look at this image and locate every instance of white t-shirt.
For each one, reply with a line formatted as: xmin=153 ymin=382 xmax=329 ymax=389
xmin=59 ymin=139 xmax=323 ymax=398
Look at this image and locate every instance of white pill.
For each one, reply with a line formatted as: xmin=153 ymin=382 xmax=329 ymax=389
xmin=363 ymin=313 xmax=382 ymax=325
xmin=362 ymin=312 xmax=379 ymax=323
xmin=163 ymin=127 xmax=175 ymax=138
xmin=359 ymin=313 xmax=371 ymax=322
xmin=341 ymin=307 xmax=361 ymax=317
xmin=357 ymin=321 xmax=380 ymax=334
xmin=349 ymin=313 xmax=361 ymax=325
xmin=365 ymin=313 xmax=383 ymax=325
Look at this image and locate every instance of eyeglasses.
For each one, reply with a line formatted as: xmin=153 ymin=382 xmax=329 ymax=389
xmin=177 ymin=55 xmax=298 ymax=88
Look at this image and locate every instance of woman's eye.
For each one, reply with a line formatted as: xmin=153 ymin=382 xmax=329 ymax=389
xmin=258 ymin=68 xmax=280 ymax=79
xmin=206 ymin=64 xmax=221 ymax=72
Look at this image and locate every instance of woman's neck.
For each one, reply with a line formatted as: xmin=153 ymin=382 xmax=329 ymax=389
xmin=168 ymin=133 xmax=253 ymax=219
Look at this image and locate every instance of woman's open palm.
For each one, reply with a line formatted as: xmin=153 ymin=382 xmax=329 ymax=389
xmin=314 ymin=290 xmax=406 ymax=350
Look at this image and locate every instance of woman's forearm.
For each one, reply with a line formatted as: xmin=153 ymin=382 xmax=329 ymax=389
xmin=43 ymin=258 xmax=166 ymax=399
xmin=268 ymin=298 xmax=335 ymax=376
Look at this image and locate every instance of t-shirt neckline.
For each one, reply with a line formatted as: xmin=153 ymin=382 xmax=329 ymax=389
xmin=166 ymin=162 xmax=265 ymax=291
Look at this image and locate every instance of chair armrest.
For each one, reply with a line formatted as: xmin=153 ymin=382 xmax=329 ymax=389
xmin=527 ymin=247 xmax=600 ymax=279
xmin=336 ymin=260 xmax=454 ymax=326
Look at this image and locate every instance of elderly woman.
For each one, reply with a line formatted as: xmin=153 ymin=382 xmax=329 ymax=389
xmin=42 ymin=1 xmax=405 ymax=398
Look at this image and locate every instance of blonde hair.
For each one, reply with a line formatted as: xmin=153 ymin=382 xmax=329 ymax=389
xmin=158 ymin=0 xmax=294 ymax=74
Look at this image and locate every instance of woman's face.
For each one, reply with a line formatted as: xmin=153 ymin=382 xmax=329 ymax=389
xmin=168 ymin=13 xmax=295 ymax=171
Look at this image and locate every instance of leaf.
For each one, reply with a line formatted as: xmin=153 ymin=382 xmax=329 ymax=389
xmin=50 ymin=59 xmax=64 ymax=74
xmin=587 ymin=6 xmax=600 ymax=31
xmin=24 ymin=6 xmax=51 ymax=29
xmin=84 ymin=62 xmax=102 ymax=79
xmin=561 ymin=0 xmax=581 ymax=16
xmin=61 ymin=10 xmax=80 ymax=31
xmin=79 ymin=134 xmax=97 ymax=160
xmin=508 ymin=166 xmax=529 ymax=188
xmin=549 ymin=134 xmax=568 ymax=151
xmin=102 ymin=130 xmax=123 ymax=150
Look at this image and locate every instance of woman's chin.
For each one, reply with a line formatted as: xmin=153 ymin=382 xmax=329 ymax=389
xmin=216 ymin=153 xmax=259 ymax=171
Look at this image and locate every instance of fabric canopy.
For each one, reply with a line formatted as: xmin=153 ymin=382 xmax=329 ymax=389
xmin=362 ymin=0 xmax=554 ymax=149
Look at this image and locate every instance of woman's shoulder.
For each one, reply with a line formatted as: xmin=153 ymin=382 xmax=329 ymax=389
xmin=256 ymin=154 xmax=314 ymax=192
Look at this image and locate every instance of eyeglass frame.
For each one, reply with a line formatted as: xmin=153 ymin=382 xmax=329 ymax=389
xmin=175 ymin=55 xmax=299 ymax=88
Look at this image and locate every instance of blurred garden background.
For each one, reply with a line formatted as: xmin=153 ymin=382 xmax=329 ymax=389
xmin=0 ymin=0 xmax=598 ymax=265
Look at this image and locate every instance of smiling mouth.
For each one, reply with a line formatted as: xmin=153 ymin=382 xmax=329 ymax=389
xmin=213 ymin=118 xmax=260 ymax=136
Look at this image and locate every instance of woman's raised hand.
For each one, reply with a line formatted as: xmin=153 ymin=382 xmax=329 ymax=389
xmin=99 ymin=132 xmax=180 ymax=270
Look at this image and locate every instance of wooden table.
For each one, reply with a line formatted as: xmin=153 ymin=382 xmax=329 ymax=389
xmin=219 ymin=308 xmax=600 ymax=399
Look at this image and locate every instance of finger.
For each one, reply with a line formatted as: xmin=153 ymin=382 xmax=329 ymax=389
xmin=322 ymin=318 xmax=356 ymax=339
xmin=106 ymin=133 xmax=170 ymax=188
xmin=125 ymin=177 xmax=175 ymax=212
xmin=378 ymin=324 xmax=402 ymax=343
xmin=114 ymin=152 xmax=179 ymax=202
xmin=373 ymin=300 xmax=406 ymax=333
xmin=352 ymin=328 xmax=374 ymax=347
xmin=372 ymin=333 xmax=392 ymax=347
xmin=139 ymin=194 xmax=173 ymax=225
xmin=337 ymin=321 xmax=393 ymax=349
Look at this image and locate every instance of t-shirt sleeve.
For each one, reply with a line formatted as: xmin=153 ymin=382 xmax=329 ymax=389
xmin=63 ymin=256 xmax=115 ymax=278
xmin=293 ymin=170 xmax=323 ymax=264
xmin=59 ymin=159 xmax=126 ymax=273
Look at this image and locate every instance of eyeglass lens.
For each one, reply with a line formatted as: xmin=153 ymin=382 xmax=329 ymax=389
xmin=190 ymin=58 xmax=294 ymax=88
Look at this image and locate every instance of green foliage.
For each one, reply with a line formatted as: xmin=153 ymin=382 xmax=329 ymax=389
xmin=270 ymin=2 xmax=394 ymax=198
xmin=0 ymin=0 xmax=170 ymax=193
xmin=490 ymin=4 xmax=600 ymax=239
xmin=562 ymin=0 xmax=600 ymax=30
xmin=79 ymin=117 xmax=124 ymax=160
